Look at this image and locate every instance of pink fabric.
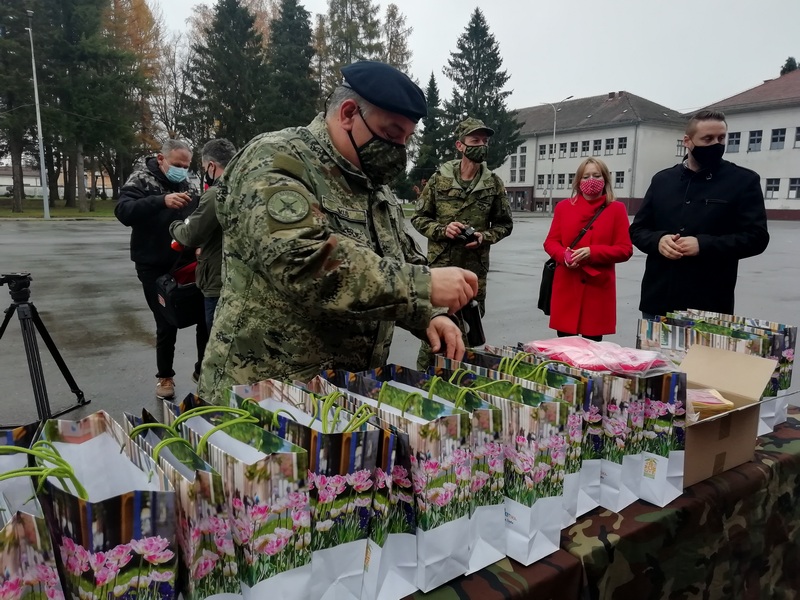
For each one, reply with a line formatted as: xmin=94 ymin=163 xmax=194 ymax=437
xmin=523 ymin=337 xmax=670 ymax=374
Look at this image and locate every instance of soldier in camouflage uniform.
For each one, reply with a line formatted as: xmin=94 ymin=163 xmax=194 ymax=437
xmin=411 ymin=117 xmax=513 ymax=368
xmin=198 ymin=61 xmax=478 ymax=404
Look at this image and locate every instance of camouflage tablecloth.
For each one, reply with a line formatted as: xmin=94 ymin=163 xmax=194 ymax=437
xmin=563 ymin=407 xmax=800 ymax=600
xmin=402 ymin=552 xmax=584 ymax=600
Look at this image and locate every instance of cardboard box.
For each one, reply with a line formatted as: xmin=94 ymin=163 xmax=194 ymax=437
xmin=680 ymin=345 xmax=777 ymax=488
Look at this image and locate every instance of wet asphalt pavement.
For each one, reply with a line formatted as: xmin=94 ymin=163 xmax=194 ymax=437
xmin=0 ymin=215 xmax=798 ymax=427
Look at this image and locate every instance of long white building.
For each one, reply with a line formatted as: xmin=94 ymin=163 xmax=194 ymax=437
xmin=497 ymin=91 xmax=686 ymax=213
xmin=705 ymin=69 xmax=800 ymax=218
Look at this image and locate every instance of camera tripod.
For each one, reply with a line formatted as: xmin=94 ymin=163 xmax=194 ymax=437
xmin=0 ymin=272 xmax=89 ymax=426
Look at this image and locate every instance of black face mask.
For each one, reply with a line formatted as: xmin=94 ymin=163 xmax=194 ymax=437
xmin=690 ymin=143 xmax=725 ymax=169
xmin=203 ymin=164 xmax=217 ymax=187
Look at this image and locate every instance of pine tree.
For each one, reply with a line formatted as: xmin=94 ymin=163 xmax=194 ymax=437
xmin=322 ymin=0 xmax=384 ymax=95
xmin=263 ymin=0 xmax=317 ymax=130
xmin=311 ymin=15 xmax=330 ymax=110
xmin=381 ymin=4 xmax=412 ymax=73
xmin=780 ymin=56 xmax=798 ymax=76
xmin=442 ymin=8 xmax=520 ymax=169
xmin=409 ymin=72 xmax=446 ymax=189
xmin=184 ymin=0 xmax=270 ymax=148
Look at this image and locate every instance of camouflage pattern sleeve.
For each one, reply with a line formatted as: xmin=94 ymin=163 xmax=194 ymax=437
xmin=481 ymin=174 xmax=513 ymax=245
xmin=410 ymin=175 xmax=449 ymax=241
xmin=239 ymin=176 xmax=435 ymax=331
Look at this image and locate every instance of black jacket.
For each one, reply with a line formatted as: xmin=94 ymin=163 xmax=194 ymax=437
xmin=629 ymin=159 xmax=769 ymax=316
xmin=114 ymin=157 xmax=199 ymax=272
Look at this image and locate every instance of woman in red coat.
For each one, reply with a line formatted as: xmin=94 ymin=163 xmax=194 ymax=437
xmin=543 ymin=158 xmax=633 ymax=340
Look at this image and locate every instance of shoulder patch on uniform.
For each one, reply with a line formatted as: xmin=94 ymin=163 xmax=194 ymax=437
xmin=273 ymin=153 xmax=307 ymax=180
xmin=416 ymin=197 xmax=425 ymax=211
xmin=266 ymin=189 xmax=311 ymax=224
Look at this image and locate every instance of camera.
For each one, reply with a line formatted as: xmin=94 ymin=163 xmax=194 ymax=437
xmin=0 ymin=272 xmax=32 ymax=301
xmin=456 ymin=226 xmax=478 ymax=244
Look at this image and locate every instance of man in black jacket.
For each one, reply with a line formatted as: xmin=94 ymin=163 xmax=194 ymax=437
xmin=629 ymin=110 xmax=769 ymax=318
xmin=115 ymin=139 xmax=207 ymax=399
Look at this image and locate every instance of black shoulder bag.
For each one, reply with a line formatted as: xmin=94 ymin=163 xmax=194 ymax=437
xmin=538 ymin=203 xmax=607 ymax=316
xmin=155 ymin=250 xmax=205 ymax=329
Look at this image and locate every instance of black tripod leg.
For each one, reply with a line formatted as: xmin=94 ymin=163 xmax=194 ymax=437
xmin=0 ymin=303 xmax=16 ymax=340
xmin=29 ymin=305 xmax=88 ymax=414
xmin=14 ymin=303 xmax=53 ymax=421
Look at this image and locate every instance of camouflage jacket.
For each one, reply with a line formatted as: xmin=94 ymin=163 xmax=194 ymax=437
xmin=411 ymin=160 xmax=512 ymax=300
xmin=198 ymin=115 xmax=436 ymax=403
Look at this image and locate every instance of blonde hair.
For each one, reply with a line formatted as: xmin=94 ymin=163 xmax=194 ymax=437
xmin=572 ymin=157 xmax=615 ymax=204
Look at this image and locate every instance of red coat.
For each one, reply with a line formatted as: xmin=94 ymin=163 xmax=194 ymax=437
xmin=543 ymin=195 xmax=633 ymax=336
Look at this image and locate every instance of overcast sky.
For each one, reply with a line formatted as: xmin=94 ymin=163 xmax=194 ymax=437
xmin=158 ymin=0 xmax=800 ymax=113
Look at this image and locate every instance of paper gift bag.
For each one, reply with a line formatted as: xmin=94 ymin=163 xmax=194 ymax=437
xmin=0 ymin=424 xmax=66 ymax=600
xmin=353 ymin=364 xmax=506 ymax=575
xmin=161 ymin=401 xmax=312 ymax=600
xmin=229 ymin=380 xmax=379 ymax=600
xmin=325 ymin=371 xmax=472 ymax=593
xmin=35 ymin=411 xmax=179 ymax=600
xmin=123 ymin=411 xmax=242 ymax=600
xmin=306 ymin=374 xmax=420 ymax=600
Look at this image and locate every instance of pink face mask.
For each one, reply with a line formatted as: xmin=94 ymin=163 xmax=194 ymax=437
xmin=579 ymin=177 xmax=605 ymax=197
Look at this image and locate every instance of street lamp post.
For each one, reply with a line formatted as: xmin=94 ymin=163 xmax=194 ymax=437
xmin=541 ymin=95 xmax=573 ymax=214
xmin=26 ymin=11 xmax=49 ymax=220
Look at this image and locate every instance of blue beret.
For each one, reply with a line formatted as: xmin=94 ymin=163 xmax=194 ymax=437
xmin=341 ymin=61 xmax=427 ymax=122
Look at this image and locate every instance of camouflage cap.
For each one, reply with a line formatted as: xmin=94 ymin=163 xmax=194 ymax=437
xmin=455 ymin=117 xmax=495 ymax=141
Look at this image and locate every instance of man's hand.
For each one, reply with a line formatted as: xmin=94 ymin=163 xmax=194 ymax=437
xmin=676 ymin=236 xmax=700 ymax=257
xmin=165 ymin=192 xmax=192 ymax=209
xmin=445 ymin=221 xmax=467 ymax=239
xmin=427 ymin=315 xmax=465 ymax=361
xmin=464 ymin=231 xmax=484 ymax=249
xmin=658 ymin=233 xmax=683 ymax=260
xmin=431 ymin=267 xmax=478 ymax=314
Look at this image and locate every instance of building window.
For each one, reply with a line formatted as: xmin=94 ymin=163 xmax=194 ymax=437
xmin=765 ymin=178 xmax=780 ymax=198
xmin=748 ymin=130 xmax=762 ymax=152
xmin=520 ymin=146 xmax=527 ymax=154
xmin=770 ymin=128 xmax=786 ymax=150
xmin=593 ymin=140 xmax=602 ymax=155
xmin=547 ymin=174 xmax=554 ymax=187
xmin=557 ymin=174 xmax=565 ymax=189
xmin=519 ymin=169 xmax=526 ymax=182
xmin=539 ymin=144 xmax=546 ymax=159
xmin=581 ymin=141 xmax=590 ymax=156
xmin=795 ymin=128 xmax=800 ymax=149
xmin=605 ymin=138 xmax=614 ymax=155
xmin=727 ymin=132 xmax=741 ymax=153
xmin=549 ymin=144 xmax=555 ymax=158
xmin=537 ymin=174 xmax=545 ymax=189
xmin=510 ymin=170 xmax=516 ymax=183
xmin=570 ymin=141 xmax=578 ymax=157
xmin=520 ymin=155 xmax=527 ymax=168
xmin=510 ymin=156 xmax=517 ymax=169
xmin=676 ymin=139 xmax=684 ymax=157
xmin=615 ymin=171 xmax=625 ymax=189
xmin=568 ymin=173 xmax=575 ymax=186
xmin=617 ymin=137 xmax=627 ymax=154
xmin=789 ymin=178 xmax=800 ymax=198
xmin=559 ymin=142 xmax=567 ymax=158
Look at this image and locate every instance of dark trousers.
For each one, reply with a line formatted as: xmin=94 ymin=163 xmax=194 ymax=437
xmin=137 ymin=268 xmax=209 ymax=378
xmin=557 ymin=331 xmax=603 ymax=342
xmin=642 ymin=312 xmax=657 ymax=321
xmin=204 ymin=296 xmax=219 ymax=332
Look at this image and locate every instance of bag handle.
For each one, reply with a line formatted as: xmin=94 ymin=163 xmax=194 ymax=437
xmin=568 ymin=203 xmax=607 ymax=248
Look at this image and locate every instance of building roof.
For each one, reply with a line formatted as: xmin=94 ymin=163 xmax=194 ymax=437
xmin=705 ymin=69 xmax=800 ymax=113
xmin=514 ymin=91 xmax=686 ymax=137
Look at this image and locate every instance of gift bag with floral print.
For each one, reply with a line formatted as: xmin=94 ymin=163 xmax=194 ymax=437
xmin=34 ymin=411 xmax=179 ymax=600
xmin=0 ymin=423 xmax=66 ymax=600
xmin=123 ymin=411 xmax=242 ymax=600
xmin=161 ymin=399 xmax=311 ymax=600
xmin=326 ymin=371 xmax=473 ymax=593
xmin=229 ymin=380 xmax=380 ymax=600
xmin=308 ymin=374 xmax=419 ymax=600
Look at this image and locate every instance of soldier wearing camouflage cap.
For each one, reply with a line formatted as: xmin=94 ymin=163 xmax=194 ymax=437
xmin=197 ymin=61 xmax=478 ymax=403
xmin=411 ymin=117 xmax=513 ymax=368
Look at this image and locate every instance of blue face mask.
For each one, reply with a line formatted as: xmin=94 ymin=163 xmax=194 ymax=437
xmin=166 ymin=165 xmax=188 ymax=183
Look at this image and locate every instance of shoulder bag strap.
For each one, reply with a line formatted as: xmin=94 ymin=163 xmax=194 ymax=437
xmin=568 ymin=203 xmax=607 ymax=248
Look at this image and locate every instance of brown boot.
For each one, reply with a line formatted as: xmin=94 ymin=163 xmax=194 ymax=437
xmin=156 ymin=377 xmax=175 ymax=399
